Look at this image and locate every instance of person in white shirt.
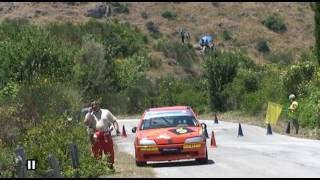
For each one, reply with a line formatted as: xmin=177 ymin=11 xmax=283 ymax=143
xmin=84 ymin=100 xmax=120 ymax=168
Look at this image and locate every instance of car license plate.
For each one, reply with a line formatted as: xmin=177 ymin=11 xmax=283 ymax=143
xmin=161 ymin=148 xmax=180 ymax=152
xmin=183 ymin=144 xmax=201 ymax=149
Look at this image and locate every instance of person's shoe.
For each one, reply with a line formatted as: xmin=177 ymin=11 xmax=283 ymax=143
xmin=108 ymin=164 xmax=114 ymax=170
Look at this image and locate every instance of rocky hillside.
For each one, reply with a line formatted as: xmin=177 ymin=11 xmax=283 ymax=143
xmin=0 ymin=2 xmax=315 ymax=77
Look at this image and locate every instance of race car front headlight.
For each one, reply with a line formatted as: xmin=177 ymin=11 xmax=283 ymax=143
xmin=139 ymin=139 xmax=156 ymax=146
xmin=184 ymin=136 xmax=204 ymax=144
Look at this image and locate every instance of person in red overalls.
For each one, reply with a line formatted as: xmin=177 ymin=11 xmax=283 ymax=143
xmin=84 ymin=100 xmax=120 ymax=169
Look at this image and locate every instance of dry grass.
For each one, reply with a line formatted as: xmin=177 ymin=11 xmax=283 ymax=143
xmin=102 ymin=144 xmax=156 ymax=178
xmin=199 ymin=111 xmax=320 ymax=140
xmin=0 ymin=2 xmax=314 ymax=68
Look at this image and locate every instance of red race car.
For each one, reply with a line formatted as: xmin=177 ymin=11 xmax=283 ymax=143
xmin=132 ymin=106 xmax=208 ymax=166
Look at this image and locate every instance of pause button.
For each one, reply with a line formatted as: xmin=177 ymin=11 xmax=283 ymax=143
xmin=27 ymin=160 xmax=36 ymax=170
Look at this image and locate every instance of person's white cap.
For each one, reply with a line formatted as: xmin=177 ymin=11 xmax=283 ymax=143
xmin=289 ymin=94 xmax=295 ymax=100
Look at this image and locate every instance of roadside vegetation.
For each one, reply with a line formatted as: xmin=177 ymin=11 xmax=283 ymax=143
xmin=1 ymin=2 xmax=320 ymax=176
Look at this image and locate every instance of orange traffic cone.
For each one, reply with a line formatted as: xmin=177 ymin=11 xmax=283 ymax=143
xmin=210 ymin=131 xmax=217 ymax=148
xmin=122 ymin=125 xmax=127 ymax=138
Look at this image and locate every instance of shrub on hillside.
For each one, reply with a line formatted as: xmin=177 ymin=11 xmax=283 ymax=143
xmin=204 ymin=49 xmax=241 ymax=111
xmin=298 ymin=88 xmax=320 ymax=129
xmin=257 ymin=38 xmax=270 ymax=53
xmin=265 ymin=51 xmax=293 ymax=66
xmin=212 ymin=2 xmax=219 ymax=7
xmin=222 ymin=29 xmax=232 ymax=41
xmin=150 ymin=58 xmax=161 ymax=69
xmin=47 ymin=22 xmax=84 ymax=46
xmin=175 ymin=78 xmax=208 ymax=114
xmin=244 ymin=72 xmax=259 ymax=92
xmin=47 ymin=20 xmax=146 ymax=58
xmin=111 ymin=2 xmax=129 ymax=14
xmin=222 ymin=67 xmax=263 ymax=113
xmin=146 ymin=21 xmax=161 ymax=38
xmin=152 ymin=76 xmax=208 ymax=114
xmin=73 ymin=37 xmax=119 ymax=99
xmin=116 ymin=54 xmax=149 ymax=90
xmin=156 ymin=38 xmax=197 ymax=71
xmin=23 ymin=117 xmax=113 ymax=178
xmin=262 ymin=15 xmax=287 ymax=33
xmin=0 ymin=145 xmax=15 ymax=178
xmin=161 ymin=10 xmax=177 ymax=20
xmin=153 ymin=76 xmax=178 ymax=107
xmin=283 ymin=61 xmax=316 ymax=96
xmin=0 ymin=24 xmax=75 ymax=85
xmin=83 ymin=20 xmax=145 ymax=58
xmin=123 ymin=78 xmax=154 ymax=114
xmin=141 ymin=11 xmax=148 ymax=19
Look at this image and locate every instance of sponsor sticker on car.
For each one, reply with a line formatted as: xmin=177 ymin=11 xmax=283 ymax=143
xmin=183 ymin=143 xmax=201 ymax=149
xmin=140 ymin=147 xmax=159 ymax=152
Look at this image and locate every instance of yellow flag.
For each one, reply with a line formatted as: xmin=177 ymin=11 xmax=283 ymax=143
xmin=265 ymin=102 xmax=283 ymax=125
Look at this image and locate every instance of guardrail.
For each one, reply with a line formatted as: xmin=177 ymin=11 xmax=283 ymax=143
xmin=13 ymin=143 xmax=79 ymax=178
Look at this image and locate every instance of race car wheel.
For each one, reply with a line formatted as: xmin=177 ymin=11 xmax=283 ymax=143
xmin=136 ymin=161 xmax=147 ymax=167
xmin=196 ymin=148 xmax=208 ymax=164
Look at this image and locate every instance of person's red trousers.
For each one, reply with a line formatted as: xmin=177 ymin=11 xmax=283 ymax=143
xmin=91 ymin=133 xmax=114 ymax=164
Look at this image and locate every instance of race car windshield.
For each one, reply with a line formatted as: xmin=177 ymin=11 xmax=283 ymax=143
xmin=141 ymin=115 xmax=197 ymax=130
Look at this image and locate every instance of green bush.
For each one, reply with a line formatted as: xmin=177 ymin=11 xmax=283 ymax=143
xmin=283 ymin=61 xmax=316 ymax=96
xmin=73 ymin=37 xmax=119 ymax=100
xmin=114 ymin=54 xmax=152 ymax=114
xmin=22 ymin=117 xmax=113 ymax=178
xmin=149 ymin=56 xmax=162 ymax=69
xmin=222 ymin=73 xmax=246 ymax=110
xmin=82 ymin=20 xmax=145 ymax=58
xmin=116 ymin=54 xmax=149 ymax=90
xmin=0 ymin=145 xmax=15 ymax=178
xmin=47 ymin=20 xmax=146 ymax=58
xmin=0 ymin=18 xmax=30 ymax=40
xmin=204 ymin=49 xmax=240 ymax=111
xmin=0 ymin=24 xmax=75 ymax=85
xmin=150 ymin=76 xmax=208 ymax=114
xmin=161 ymin=10 xmax=177 ymax=20
xmin=123 ymin=78 xmax=154 ymax=114
xmin=47 ymin=22 xmax=84 ymax=46
xmin=111 ymin=2 xmax=129 ymax=14
xmin=257 ymin=38 xmax=270 ymax=53
xmin=222 ymin=68 xmax=263 ymax=112
xmin=222 ymin=29 xmax=232 ymax=41
xmin=241 ymin=90 xmax=267 ymax=115
xmin=262 ymin=15 xmax=287 ymax=33
xmin=156 ymin=38 xmax=197 ymax=71
xmin=298 ymin=92 xmax=320 ymax=128
xmin=9 ymin=80 xmax=82 ymax=128
xmin=175 ymin=78 xmax=208 ymax=114
xmin=141 ymin=11 xmax=148 ymax=19
xmin=265 ymin=51 xmax=293 ymax=66
xmin=244 ymin=72 xmax=259 ymax=92
xmin=241 ymin=66 xmax=286 ymax=115
xmin=146 ymin=21 xmax=161 ymax=38
xmin=153 ymin=76 xmax=178 ymax=107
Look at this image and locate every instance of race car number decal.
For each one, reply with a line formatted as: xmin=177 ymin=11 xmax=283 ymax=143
xmin=169 ymin=127 xmax=194 ymax=135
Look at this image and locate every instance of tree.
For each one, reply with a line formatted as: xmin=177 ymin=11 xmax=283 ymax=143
xmin=314 ymin=2 xmax=320 ymax=65
xmin=204 ymin=49 xmax=239 ymax=111
xmin=73 ymin=36 xmax=119 ymax=100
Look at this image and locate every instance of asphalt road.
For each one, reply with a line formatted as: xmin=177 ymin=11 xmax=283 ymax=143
xmin=112 ymin=119 xmax=320 ymax=178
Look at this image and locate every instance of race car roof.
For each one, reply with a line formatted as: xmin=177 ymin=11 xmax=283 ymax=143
xmin=144 ymin=106 xmax=194 ymax=119
xmin=148 ymin=106 xmax=191 ymax=111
